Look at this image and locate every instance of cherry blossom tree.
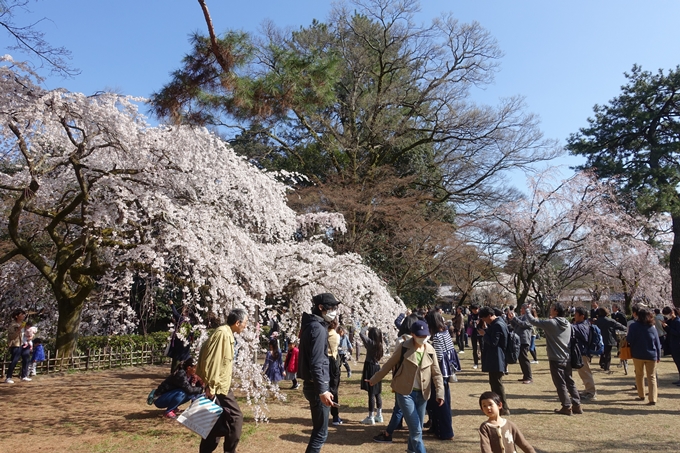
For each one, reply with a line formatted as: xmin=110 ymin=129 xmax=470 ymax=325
xmin=583 ymin=212 xmax=672 ymax=313
xmin=0 ymin=58 xmax=403 ymax=408
xmin=481 ymin=171 xmax=622 ymax=313
xmin=478 ymin=170 xmax=672 ymax=314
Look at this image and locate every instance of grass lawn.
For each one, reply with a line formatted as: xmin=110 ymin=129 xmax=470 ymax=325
xmin=1 ymin=339 xmax=676 ymax=453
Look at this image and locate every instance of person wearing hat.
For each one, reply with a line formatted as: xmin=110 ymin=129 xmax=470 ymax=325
xmin=298 ymin=293 xmax=341 ymax=453
xmin=367 ymin=319 xmax=445 ymax=453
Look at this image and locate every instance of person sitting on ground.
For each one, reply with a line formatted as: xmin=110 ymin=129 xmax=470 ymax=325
xmin=147 ymin=357 xmax=204 ymax=418
xmin=479 ymin=391 xmax=535 ymax=453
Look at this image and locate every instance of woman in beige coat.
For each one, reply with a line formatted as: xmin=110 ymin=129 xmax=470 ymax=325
xmin=368 ymin=320 xmax=444 ymax=453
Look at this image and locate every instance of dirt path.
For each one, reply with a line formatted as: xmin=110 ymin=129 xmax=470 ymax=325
xmin=1 ymin=346 xmax=677 ymax=453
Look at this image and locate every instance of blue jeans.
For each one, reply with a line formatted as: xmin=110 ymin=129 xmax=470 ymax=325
xmin=154 ymin=389 xmax=192 ymax=413
xmin=396 ymin=390 xmax=428 ymax=453
xmin=7 ymin=347 xmax=31 ymax=379
xmin=303 ymin=381 xmax=329 ymax=453
xmin=386 ymin=399 xmax=403 ymax=435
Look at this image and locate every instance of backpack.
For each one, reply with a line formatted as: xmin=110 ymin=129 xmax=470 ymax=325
xmin=585 ymin=324 xmax=604 ymax=356
xmin=505 ymin=331 xmax=521 ymax=365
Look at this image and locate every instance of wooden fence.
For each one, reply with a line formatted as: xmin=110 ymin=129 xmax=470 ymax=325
xmin=1 ymin=344 xmax=169 ymax=377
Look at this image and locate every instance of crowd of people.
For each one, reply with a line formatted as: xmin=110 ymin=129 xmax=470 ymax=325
xmin=6 ymin=294 xmax=680 ymax=453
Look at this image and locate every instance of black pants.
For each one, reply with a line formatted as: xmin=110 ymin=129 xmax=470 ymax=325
xmin=427 ymin=377 xmax=454 ymax=439
xmin=368 ymin=392 xmax=382 ymax=413
xmin=488 ymin=371 xmax=508 ymax=411
xmin=472 ymin=335 xmax=483 ymax=366
xmin=329 ymin=356 xmax=341 ymax=420
xmin=303 ymin=381 xmax=330 ymax=453
xmin=518 ymin=344 xmax=532 ymax=380
xmin=199 ymin=390 xmax=243 ymax=453
xmin=600 ymin=345 xmax=613 ymax=371
xmin=7 ymin=346 xmax=30 ymax=379
xmin=456 ymin=329 xmax=465 ymax=352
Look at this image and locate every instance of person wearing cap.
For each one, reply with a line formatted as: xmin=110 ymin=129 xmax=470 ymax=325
xmin=367 ymin=320 xmax=445 ymax=453
xmin=298 ymin=293 xmax=341 ymax=453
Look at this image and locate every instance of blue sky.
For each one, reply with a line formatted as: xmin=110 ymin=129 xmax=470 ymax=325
xmin=5 ymin=0 xmax=680 ymax=185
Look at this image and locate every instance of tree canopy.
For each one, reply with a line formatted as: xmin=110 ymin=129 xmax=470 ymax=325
xmin=0 ymin=57 xmax=403 ymax=399
xmin=567 ymin=64 xmax=680 ymax=307
xmin=150 ymin=0 xmax=559 ymax=305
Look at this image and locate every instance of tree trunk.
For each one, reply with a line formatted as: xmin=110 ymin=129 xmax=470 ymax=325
xmin=672 ymin=215 xmax=680 ymax=308
xmin=55 ymin=298 xmax=85 ymax=358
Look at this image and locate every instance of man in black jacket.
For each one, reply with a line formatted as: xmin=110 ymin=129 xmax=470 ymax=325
xmin=299 ymin=293 xmax=341 ymax=453
xmin=478 ymin=306 xmax=510 ymax=415
xmin=572 ymin=307 xmax=597 ymax=400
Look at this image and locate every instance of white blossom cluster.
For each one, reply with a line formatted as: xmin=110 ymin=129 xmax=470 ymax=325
xmin=0 ymin=57 xmax=404 ymax=412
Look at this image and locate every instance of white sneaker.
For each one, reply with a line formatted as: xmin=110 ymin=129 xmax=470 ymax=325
xmin=21 ymin=377 xmax=32 ymax=382
xmin=458 ymin=350 xmax=465 ymax=354
xmin=4 ymin=378 xmax=14 ymax=384
xmin=374 ymin=414 xmax=383 ymax=423
xmin=530 ymin=360 xmax=539 ymax=364
xmin=361 ymin=416 xmax=375 ymax=425
xmin=473 ymin=365 xmax=478 ymax=369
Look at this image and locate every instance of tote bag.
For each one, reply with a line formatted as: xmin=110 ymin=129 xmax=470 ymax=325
xmin=177 ymin=396 xmax=223 ymax=439
xmin=619 ymin=337 xmax=632 ymax=360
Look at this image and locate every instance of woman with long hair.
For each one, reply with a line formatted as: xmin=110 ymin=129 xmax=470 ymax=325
xmin=627 ymin=307 xmax=661 ymax=405
xmin=425 ymin=309 xmax=455 ymax=440
xmin=360 ymin=326 xmax=384 ymax=424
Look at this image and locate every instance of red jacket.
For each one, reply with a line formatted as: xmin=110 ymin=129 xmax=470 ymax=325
xmin=284 ymin=346 xmax=299 ymax=373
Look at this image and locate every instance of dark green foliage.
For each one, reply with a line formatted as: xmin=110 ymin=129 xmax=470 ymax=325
xmin=567 ymin=64 xmax=680 ymax=307
xmin=151 ymin=0 xmax=558 ymax=303
xmin=567 ymin=65 xmax=680 ymax=216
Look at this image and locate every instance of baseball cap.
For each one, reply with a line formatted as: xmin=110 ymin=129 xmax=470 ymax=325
xmin=410 ymin=320 xmax=430 ymax=337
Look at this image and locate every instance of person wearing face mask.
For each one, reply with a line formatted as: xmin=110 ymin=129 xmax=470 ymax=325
xmin=661 ymin=306 xmax=680 ymax=385
xmin=367 ymin=320 xmax=444 ymax=453
xmin=298 ymin=293 xmax=341 ymax=453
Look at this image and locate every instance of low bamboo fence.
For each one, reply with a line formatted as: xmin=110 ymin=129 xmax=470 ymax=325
xmin=1 ymin=344 xmax=169 ymax=376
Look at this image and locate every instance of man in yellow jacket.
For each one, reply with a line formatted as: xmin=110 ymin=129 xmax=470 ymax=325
xmin=197 ymin=308 xmax=248 ymax=453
